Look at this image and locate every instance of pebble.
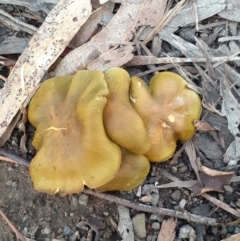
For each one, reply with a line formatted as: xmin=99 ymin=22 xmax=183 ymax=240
xmin=179 ymin=199 xmax=187 ymax=209
xmin=179 ymin=165 xmax=188 ymax=173
xmin=234 ymin=227 xmax=240 ymax=234
xmin=71 ymin=196 xmax=78 ymax=207
xmin=140 ymin=195 xmax=152 ymax=203
xmin=142 ymin=184 xmax=155 ymax=195
xmin=103 ymin=212 xmax=109 ymax=216
xmin=224 ymin=185 xmax=233 ymax=193
xmin=227 ymin=226 xmax=234 ymax=233
xmin=63 ymin=225 xmax=71 ymax=236
xmin=151 ymin=192 xmax=159 ymax=206
xmin=151 ymin=222 xmax=160 ymax=230
xmin=171 ymin=190 xmax=181 ymax=201
xmin=178 ymin=224 xmax=196 ymax=239
xmin=211 ymin=226 xmax=218 ymax=235
xmin=149 ymin=214 xmax=163 ymax=222
xmin=78 ymin=194 xmax=88 ymax=206
xmin=220 ymin=227 xmax=228 ymax=235
xmin=132 ymin=213 xmax=146 ymax=238
xmin=236 ymin=199 xmax=240 ymax=208
xmin=42 ymin=226 xmax=51 ymax=235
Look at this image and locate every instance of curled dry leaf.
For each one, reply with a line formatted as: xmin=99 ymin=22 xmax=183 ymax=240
xmin=192 ymin=166 xmax=234 ymax=196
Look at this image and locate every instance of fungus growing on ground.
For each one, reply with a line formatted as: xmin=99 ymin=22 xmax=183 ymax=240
xmin=28 ymin=70 xmax=121 ymax=195
xmin=97 ymin=149 xmax=150 ymax=191
xmin=130 ymin=72 xmax=202 ymax=162
xmin=103 ymin=68 xmax=151 ymax=155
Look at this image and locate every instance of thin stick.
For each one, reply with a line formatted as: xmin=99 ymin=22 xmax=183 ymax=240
xmin=0 ymin=150 xmax=29 ymax=167
xmin=83 ymin=189 xmax=217 ymax=226
xmin=0 ymin=211 xmax=26 ymax=241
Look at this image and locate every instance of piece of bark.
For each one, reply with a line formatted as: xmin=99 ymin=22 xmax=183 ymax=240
xmin=157 ymin=218 xmax=177 ymax=241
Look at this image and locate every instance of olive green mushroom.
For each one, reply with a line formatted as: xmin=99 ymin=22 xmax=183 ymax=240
xmin=28 ymin=70 xmax=121 ymax=195
xmin=103 ymin=68 xmax=151 ymax=155
xmin=97 ymin=148 xmax=150 ymax=191
xmin=130 ymin=71 xmax=202 ymax=162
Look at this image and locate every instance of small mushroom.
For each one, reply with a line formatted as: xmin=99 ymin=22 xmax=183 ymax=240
xmin=130 ymin=71 xmax=201 ymax=162
xmin=96 ymin=148 xmax=150 ymax=191
xmin=28 ymin=70 xmax=121 ymax=195
xmin=103 ymin=68 xmax=151 ymax=155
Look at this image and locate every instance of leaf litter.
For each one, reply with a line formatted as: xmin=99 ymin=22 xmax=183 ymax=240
xmin=0 ymin=0 xmax=240 ymax=240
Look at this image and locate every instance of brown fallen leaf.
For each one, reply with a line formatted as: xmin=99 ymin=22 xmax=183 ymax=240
xmin=194 ymin=120 xmax=216 ymax=131
xmin=192 ymin=166 xmax=234 ymax=196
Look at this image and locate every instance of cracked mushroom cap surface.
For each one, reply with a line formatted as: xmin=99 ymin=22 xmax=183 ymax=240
xmin=96 ymin=148 xmax=150 ymax=191
xmin=130 ymin=71 xmax=201 ymax=162
xmin=28 ymin=70 xmax=121 ymax=195
xmin=103 ymin=68 xmax=151 ymax=155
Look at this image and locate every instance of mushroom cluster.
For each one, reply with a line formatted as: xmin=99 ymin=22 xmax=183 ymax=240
xmin=28 ymin=68 xmax=201 ymax=195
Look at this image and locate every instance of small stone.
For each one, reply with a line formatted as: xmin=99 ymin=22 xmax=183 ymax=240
xmin=178 ymin=224 xmax=196 ymax=239
xmin=228 ymin=226 xmax=234 ymax=233
xmin=149 ymin=214 xmax=163 ymax=222
xmin=179 ymin=165 xmax=188 ymax=173
xmin=211 ymin=226 xmax=218 ymax=235
xmin=151 ymin=222 xmax=160 ymax=230
xmin=234 ymin=227 xmax=240 ymax=234
xmin=71 ymin=196 xmax=78 ymax=206
xmin=136 ymin=186 xmax=142 ymax=197
xmin=151 ymin=193 xmax=159 ymax=206
xmin=171 ymin=166 xmax=177 ymax=173
xmin=140 ymin=195 xmax=152 ymax=203
xmin=224 ymin=185 xmax=233 ymax=193
xmin=236 ymin=200 xmax=240 ymax=208
xmin=179 ymin=199 xmax=187 ymax=209
xmin=6 ymin=180 xmax=12 ymax=186
xmin=78 ymin=194 xmax=88 ymax=206
xmin=142 ymin=184 xmax=155 ymax=195
xmin=171 ymin=190 xmax=181 ymax=201
xmin=42 ymin=226 xmax=51 ymax=235
xmin=63 ymin=225 xmax=71 ymax=236
xmin=132 ymin=213 xmax=146 ymax=238
xmin=220 ymin=227 xmax=228 ymax=235
xmin=103 ymin=212 xmax=109 ymax=216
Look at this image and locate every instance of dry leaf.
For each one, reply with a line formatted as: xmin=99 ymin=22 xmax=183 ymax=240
xmin=194 ymin=120 xmax=216 ymax=131
xmin=55 ymin=1 xmax=144 ymax=75
xmin=0 ymin=0 xmax=92 ymax=141
xmin=69 ymin=9 xmax=102 ymax=48
xmin=218 ymin=0 xmax=240 ymax=22
xmin=220 ymin=78 xmax=240 ymax=165
xmin=163 ymin=0 xmax=226 ymax=33
xmin=192 ymin=166 xmax=234 ymax=196
xmin=55 ymin=0 xmax=167 ymax=75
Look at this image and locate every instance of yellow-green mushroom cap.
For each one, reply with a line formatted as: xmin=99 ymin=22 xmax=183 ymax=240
xmin=28 ymin=70 xmax=121 ymax=195
xmin=103 ymin=67 xmax=151 ymax=155
xmin=96 ymin=149 xmax=150 ymax=191
xmin=130 ymin=71 xmax=201 ymax=162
